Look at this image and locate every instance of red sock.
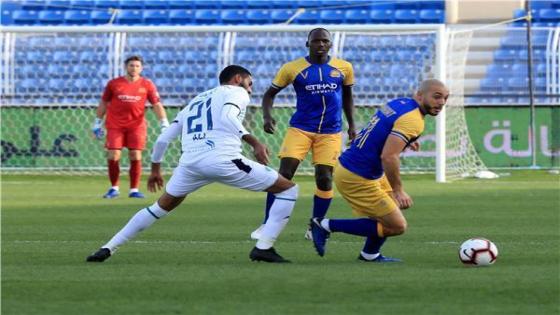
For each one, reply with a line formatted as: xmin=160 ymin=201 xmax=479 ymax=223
xmin=129 ymin=160 xmax=142 ymax=189
xmin=108 ymin=160 xmax=120 ymax=187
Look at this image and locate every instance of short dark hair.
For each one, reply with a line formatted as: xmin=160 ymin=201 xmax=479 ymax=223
xmin=124 ymin=55 xmax=143 ymax=65
xmin=307 ymin=28 xmax=331 ymax=40
xmin=219 ymin=65 xmax=252 ymax=84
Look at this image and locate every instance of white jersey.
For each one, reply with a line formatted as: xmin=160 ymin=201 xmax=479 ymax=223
xmin=151 ymin=85 xmax=251 ymax=165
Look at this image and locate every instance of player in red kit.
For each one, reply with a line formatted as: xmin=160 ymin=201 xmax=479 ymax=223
xmin=92 ymin=55 xmax=169 ymax=199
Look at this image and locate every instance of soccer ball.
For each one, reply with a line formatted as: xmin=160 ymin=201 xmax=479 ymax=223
xmin=459 ymin=238 xmax=498 ymax=266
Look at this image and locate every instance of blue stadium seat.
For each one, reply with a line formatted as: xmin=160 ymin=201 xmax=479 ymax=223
xmin=118 ymin=0 xmax=143 ymax=9
xmin=64 ymin=10 xmax=90 ymax=24
xmin=169 ymin=0 xmax=193 ymax=9
xmin=512 ymin=63 xmax=528 ymax=75
xmin=192 ymin=0 xmax=220 ymax=9
xmin=143 ymin=0 xmax=168 ymax=9
xmin=551 ymin=0 xmax=560 ymax=9
xmin=395 ymin=0 xmax=419 ymax=10
xmin=531 ymin=0 xmax=552 ymax=10
xmin=345 ymin=9 xmax=370 ymax=23
xmin=74 ymin=79 xmax=91 ymax=91
xmin=370 ymin=2 xmax=395 ymax=10
xmin=246 ymin=10 xmax=270 ymax=24
xmin=536 ymin=63 xmax=547 ymax=76
xmin=194 ymin=9 xmax=220 ymax=24
xmin=294 ymin=9 xmax=320 ymax=24
xmin=1 ymin=4 xmax=18 ymax=25
xmin=493 ymin=49 xmax=518 ymax=62
xmin=220 ymin=0 xmax=247 ymax=9
xmin=90 ymin=10 xmax=112 ymax=24
xmin=169 ymin=10 xmax=194 ymax=24
xmin=221 ymin=9 xmax=246 ymax=24
xmin=480 ymin=77 xmax=506 ymax=92
xmin=535 ymin=77 xmax=546 ymax=91
xmin=143 ymin=10 xmax=168 ymax=24
xmin=423 ymin=0 xmax=445 ymax=9
xmin=394 ymin=9 xmax=419 ymax=23
xmin=518 ymin=48 xmax=545 ymax=61
xmin=501 ymin=35 xmax=526 ymax=48
xmin=271 ymin=0 xmax=296 ymax=8
xmin=513 ymin=8 xmax=526 ymax=19
xmin=246 ymin=0 xmax=271 ymax=9
xmin=370 ymin=9 xmax=393 ymax=23
xmin=22 ymin=0 xmax=45 ymax=10
xmin=13 ymin=10 xmax=38 ymax=25
xmin=486 ymin=64 xmax=511 ymax=77
xmin=419 ymin=9 xmax=444 ymax=23
xmin=508 ymin=77 xmax=528 ymax=90
xmin=46 ymin=0 xmax=71 ymax=10
xmin=151 ymin=64 xmax=170 ymax=78
xmin=296 ymin=0 xmax=321 ymax=8
xmin=39 ymin=10 xmax=64 ymax=24
xmin=95 ymin=0 xmax=119 ymax=9
xmin=70 ymin=0 xmax=95 ymax=8
xmin=538 ymin=9 xmax=560 ymax=21
xmin=320 ymin=10 xmax=345 ymax=24
xmin=117 ymin=10 xmax=142 ymax=24
xmin=271 ymin=9 xmax=296 ymax=23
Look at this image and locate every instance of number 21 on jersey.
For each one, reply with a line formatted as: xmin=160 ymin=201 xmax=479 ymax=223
xmin=186 ymin=97 xmax=213 ymax=139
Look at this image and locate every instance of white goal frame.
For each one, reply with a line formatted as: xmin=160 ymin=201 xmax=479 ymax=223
xmin=0 ymin=24 xmax=449 ymax=181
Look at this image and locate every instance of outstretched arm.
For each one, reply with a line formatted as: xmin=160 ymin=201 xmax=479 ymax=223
xmin=148 ymin=118 xmax=182 ymax=192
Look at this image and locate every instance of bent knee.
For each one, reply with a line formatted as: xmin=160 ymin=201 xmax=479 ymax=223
xmin=393 ymin=222 xmax=407 ymax=235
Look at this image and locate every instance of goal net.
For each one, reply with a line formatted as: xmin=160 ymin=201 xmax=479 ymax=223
xmin=0 ymin=25 xmax=488 ymax=181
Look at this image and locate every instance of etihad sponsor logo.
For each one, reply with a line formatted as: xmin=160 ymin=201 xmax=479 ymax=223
xmin=305 ymin=83 xmax=338 ymax=91
xmin=117 ymin=94 xmax=142 ymax=102
xmin=305 ymin=83 xmax=338 ymax=94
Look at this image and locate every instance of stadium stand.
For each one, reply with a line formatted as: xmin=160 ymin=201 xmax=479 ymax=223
xmin=1 ymin=0 xmax=447 ymax=25
xmin=1 ymin=0 xmax=559 ymax=105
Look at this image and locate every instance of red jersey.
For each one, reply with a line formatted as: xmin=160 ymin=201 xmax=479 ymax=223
xmin=101 ymin=76 xmax=161 ymax=129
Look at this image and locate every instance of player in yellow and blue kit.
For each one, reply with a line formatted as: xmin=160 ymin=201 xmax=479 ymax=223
xmin=251 ymin=28 xmax=356 ymax=240
xmin=310 ymin=79 xmax=449 ymax=262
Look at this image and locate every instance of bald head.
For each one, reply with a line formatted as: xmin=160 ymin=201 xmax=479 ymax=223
xmin=414 ymin=79 xmax=449 ymax=116
xmin=418 ymin=79 xmax=447 ymax=94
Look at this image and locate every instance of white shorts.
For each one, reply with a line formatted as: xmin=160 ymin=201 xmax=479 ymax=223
xmin=165 ymin=156 xmax=279 ymax=197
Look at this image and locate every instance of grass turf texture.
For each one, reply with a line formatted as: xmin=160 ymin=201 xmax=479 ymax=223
xmin=2 ymin=171 xmax=559 ymax=315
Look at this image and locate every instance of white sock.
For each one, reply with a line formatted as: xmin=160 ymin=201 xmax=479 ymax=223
xmin=102 ymin=202 xmax=169 ymax=252
xmin=256 ymin=185 xmax=299 ymax=250
xmin=360 ymin=251 xmax=380 ymax=261
xmin=320 ymin=218 xmax=331 ymax=232
xmin=112 ymin=186 xmax=119 ymax=191
xmin=129 ymin=188 xmax=139 ymax=193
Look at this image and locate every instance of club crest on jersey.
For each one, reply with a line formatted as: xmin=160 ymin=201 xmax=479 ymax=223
xmin=330 ymin=70 xmax=341 ymax=78
xmin=138 ymin=87 xmax=147 ymax=93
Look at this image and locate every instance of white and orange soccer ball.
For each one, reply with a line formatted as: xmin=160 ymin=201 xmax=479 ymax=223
xmin=459 ymin=238 xmax=499 ymax=266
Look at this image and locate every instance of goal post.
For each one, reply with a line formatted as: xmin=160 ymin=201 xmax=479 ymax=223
xmin=0 ymin=24 xmax=489 ymax=181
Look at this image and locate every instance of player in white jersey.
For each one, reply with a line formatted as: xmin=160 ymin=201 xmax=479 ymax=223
xmin=86 ymin=65 xmax=299 ymax=263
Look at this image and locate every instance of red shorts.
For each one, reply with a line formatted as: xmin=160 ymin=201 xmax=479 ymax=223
xmin=106 ymin=125 xmax=147 ymax=150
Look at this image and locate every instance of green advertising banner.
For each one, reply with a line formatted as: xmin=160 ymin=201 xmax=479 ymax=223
xmin=1 ymin=106 xmax=559 ymax=172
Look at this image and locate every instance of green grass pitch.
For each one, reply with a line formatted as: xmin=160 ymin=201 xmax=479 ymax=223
xmin=2 ymin=171 xmax=559 ymax=315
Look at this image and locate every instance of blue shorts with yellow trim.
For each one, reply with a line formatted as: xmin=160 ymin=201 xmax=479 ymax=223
xmin=279 ymin=127 xmax=342 ymax=166
xmin=334 ymin=163 xmax=397 ymax=218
